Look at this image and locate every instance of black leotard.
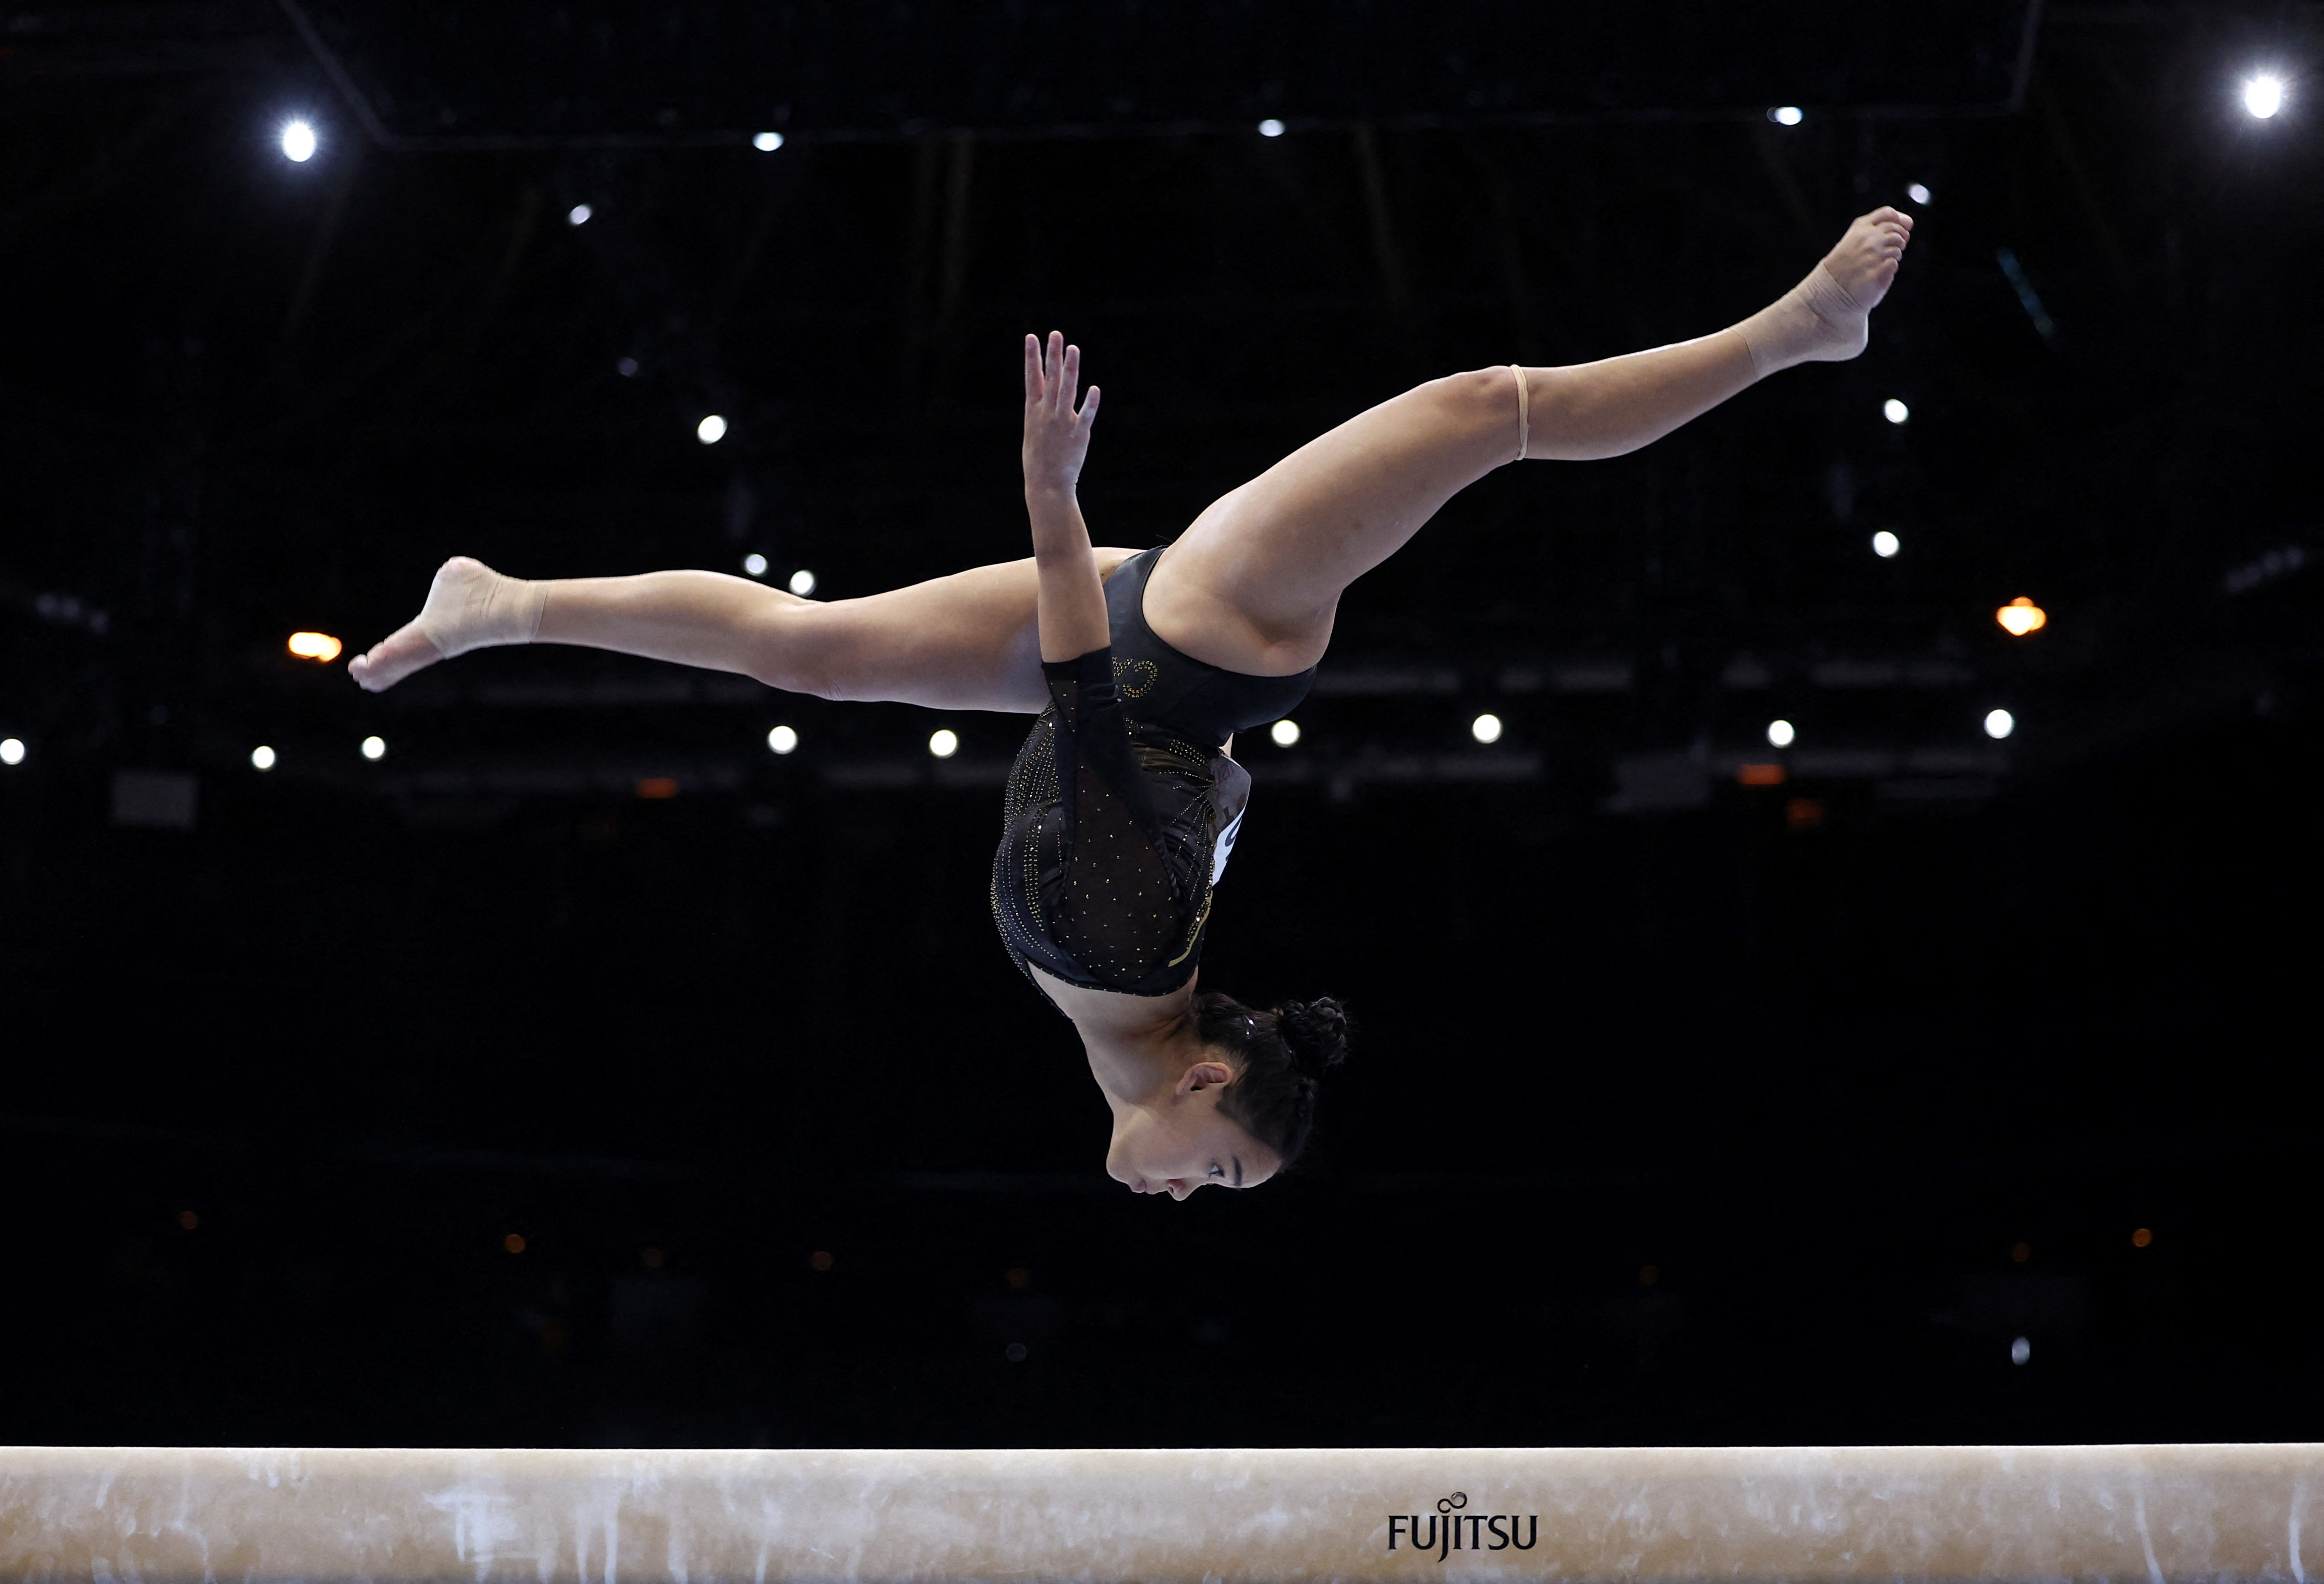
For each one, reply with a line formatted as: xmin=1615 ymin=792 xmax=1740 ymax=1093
xmin=990 ymin=547 xmax=1315 ymax=997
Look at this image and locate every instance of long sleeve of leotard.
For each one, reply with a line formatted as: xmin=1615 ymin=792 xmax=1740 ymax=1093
xmin=1039 ymin=645 xmax=1186 ymax=983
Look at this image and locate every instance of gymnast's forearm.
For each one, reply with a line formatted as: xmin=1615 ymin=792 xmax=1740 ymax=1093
xmin=533 ymin=570 xmax=808 ymax=679
xmin=1027 ymin=487 xmax=1110 ymax=663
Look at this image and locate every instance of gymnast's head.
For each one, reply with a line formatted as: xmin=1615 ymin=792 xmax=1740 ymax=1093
xmin=1104 ymin=992 xmax=1351 ymax=1198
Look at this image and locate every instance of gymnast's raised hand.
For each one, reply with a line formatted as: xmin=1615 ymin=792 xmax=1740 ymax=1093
xmin=348 ymin=208 xmax=1910 ymax=1192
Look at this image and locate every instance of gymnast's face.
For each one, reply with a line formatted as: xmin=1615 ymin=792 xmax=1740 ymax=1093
xmin=1106 ymin=1059 xmax=1281 ymax=1198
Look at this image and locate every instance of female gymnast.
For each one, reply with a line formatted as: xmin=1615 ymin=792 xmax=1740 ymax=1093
xmin=351 ymin=206 xmax=1911 ymax=1198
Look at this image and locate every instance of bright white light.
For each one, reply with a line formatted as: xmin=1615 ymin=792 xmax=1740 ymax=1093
xmin=752 ymin=131 xmax=785 ymax=152
xmin=250 ymin=745 xmax=277 ymax=771
xmin=742 ymin=553 xmax=768 ymax=576
xmin=767 ymin=724 xmax=798 ymax=755
xmin=1766 ymin=719 xmax=1796 ymax=749
xmin=1470 ymin=712 xmax=1503 ymax=745
xmin=1257 ymin=118 xmax=1286 ymax=138
xmin=0 ymin=738 xmax=23 ymax=766
xmin=1906 ymin=182 xmax=1932 ymax=205
xmin=788 ymin=568 xmax=817 ymax=597
xmin=1883 ymin=398 xmax=1910 ymax=425
xmin=928 ymin=728 xmax=960 ymax=759
xmin=697 ymin=414 xmax=728 ymax=445
xmin=1269 ymin=718 xmax=1301 ymax=748
xmin=1984 ymin=708 xmax=2016 ymax=740
xmin=2244 ymin=74 xmax=2285 ymax=119
xmin=567 ymin=203 xmax=592 ymax=226
xmin=280 ymin=120 xmax=317 ymax=162
xmin=360 ymin=735 xmax=387 ymax=761
xmin=2010 ymin=1336 xmax=2031 ymax=1366
xmin=1872 ymin=530 xmax=1901 ymax=558
xmin=1769 ymin=105 xmax=1804 ymax=127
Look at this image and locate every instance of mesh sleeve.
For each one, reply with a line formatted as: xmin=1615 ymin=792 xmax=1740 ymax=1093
xmin=1043 ymin=647 xmax=1183 ymax=983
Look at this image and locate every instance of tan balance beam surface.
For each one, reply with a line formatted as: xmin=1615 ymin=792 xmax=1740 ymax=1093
xmin=4 ymin=1444 xmax=2320 ymax=1582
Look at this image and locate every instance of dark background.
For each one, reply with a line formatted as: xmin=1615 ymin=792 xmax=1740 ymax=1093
xmin=2 ymin=0 xmax=2319 ymax=1450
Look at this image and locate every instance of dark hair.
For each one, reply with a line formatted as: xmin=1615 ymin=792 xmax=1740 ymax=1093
xmin=1190 ymin=991 xmax=1352 ymax=1170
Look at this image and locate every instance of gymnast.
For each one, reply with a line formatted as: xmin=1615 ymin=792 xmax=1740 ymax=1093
xmin=350 ymin=206 xmax=1912 ymax=1197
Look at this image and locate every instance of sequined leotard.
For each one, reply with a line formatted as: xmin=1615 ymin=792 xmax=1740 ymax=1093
xmin=989 ymin=547 xmax=1314 ymax=998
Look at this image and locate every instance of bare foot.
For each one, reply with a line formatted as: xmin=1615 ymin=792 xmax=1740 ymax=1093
xmin=1737 ymin=206 xmax=1914 ymax=375
xmin=348 ymin=556 xmax=542 ymax=693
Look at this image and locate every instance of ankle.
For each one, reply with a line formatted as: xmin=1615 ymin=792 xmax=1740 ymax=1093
xmin=415 ymin=558 xmax=545 ymax=658
xmin=1735 ymin=262 xmax=1868 ymax=378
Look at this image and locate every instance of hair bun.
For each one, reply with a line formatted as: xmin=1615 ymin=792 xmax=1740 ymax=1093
xmin=1275 ymin=998 xmax=1351 ymax=1079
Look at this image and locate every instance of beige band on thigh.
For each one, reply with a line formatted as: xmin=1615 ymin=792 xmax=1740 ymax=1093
xmin=1511 ymin=363 xmax=1530 ymax=462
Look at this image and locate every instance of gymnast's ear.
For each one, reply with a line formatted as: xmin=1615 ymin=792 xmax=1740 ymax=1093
xmin=1178 ymin=1060 xmax=1237 ymax=1094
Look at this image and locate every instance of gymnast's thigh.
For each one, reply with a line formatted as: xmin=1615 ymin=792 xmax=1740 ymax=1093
xmin=796 ymin=549 xmax=1138 ymax=712
xmin=1142 ymin=369 xmax=1521 ymax=677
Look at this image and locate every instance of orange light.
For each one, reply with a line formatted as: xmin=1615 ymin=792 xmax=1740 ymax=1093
xmin=503 ymin=1232 xmax=526 ymax=1254
xmin=1995 ymin=597 xmax=2047 ymax=637
xmin=809 ymin=1249 xmax=835 ymax=1272
xmin=1785 ymin=797 xmax=1825 ymax=831
xmin=1737 ymin=764 xmax=1787 ymax=787
xmin=287 ymin=631 xmax=343 ymax=662
xmin=2132 ymin=1227 xmax=2153 ymax=1248
xmin=2010 ymin=1241 xmax=2031 ymax=1264
xmin=635 ymin=777 xmax=679 ymax=799
xmin=177 ymin=1209 xmax=199 ymax=1231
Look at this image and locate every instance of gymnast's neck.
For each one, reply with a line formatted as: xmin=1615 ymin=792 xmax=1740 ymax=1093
xmin=1027 ymin=962 xmax=1206 ymax=1102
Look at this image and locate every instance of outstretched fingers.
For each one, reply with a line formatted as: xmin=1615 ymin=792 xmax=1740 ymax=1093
xmin=1026 ymin=330 xmax=1098 ymax=427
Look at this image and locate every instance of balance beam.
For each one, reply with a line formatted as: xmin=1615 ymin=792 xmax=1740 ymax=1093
xmin=4 ymin=1444 xmax=2319 ymax=1581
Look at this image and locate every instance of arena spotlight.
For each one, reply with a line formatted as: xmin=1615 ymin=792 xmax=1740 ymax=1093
xmin=1257 ymin=118 xmax=1286 ymax=137
xmin=1984 ymin=708 xmax=2016 ymax=740
xmin=696 ymin=414 xmax=728 ymax=445
xmin=287 ymin=631 xmax=343 ymax=662
xmin=1766 ymin=719 xmax=1797 ymax=748
xmin=2244 ymin=73 xmax=2285 ymax=119
xmin=360 ymin=735 xmax=387 ymax=761
xmin=616 ymin=356 xmax=639 ymax=377
xmin=567 ymin=203 xmax=592 ymax=226
xmin=1871 ymin=530 xmax=1901 ymax=558
xmin=0 ymin=738 xmax=23 ymax=766
xmin=742 ymin=553 xmax=768 ymax=576
xmin=752 ymin=131 xmax=786 ymax=152
xmin=1269 ymin=718 xmax=1301 ymax=747
xmin=1470 ymin=712 xmax=1504 ymax=745
xmin=929 ymin=729 xmax=960 ymax=759
xmin=2011 ymin=1336 xmax=2032 ymax=1366
xmin=1996 ymin=596 xmax=2047 ymax=636
xmin=1906 ymin=182 xmax=1932 ymax=205
xmin=280 ymin=120 xmax=318 ymax=162
xmin=250 ymin=745 xmax=277 ymax=771
xmin=1883 ymin=398 xmax=1911 ymax=425
xmin=788 ymin=569 xmax=817 ymax=597
xmin=1768 ymin=105 xmax=1804 ymax=126
xmin=767 ymin=725 xmax=798 ymax=755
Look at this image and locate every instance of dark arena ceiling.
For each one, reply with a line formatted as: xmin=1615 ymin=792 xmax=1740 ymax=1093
xmin=1 ymin=2 xmax=2320 ymax=1449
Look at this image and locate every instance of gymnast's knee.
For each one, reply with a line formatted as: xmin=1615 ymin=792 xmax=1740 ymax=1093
xmin=742 ymin=597 xmax=852 ymax=699
xmin=1426 ymin=366 xmax=1524 ymax=424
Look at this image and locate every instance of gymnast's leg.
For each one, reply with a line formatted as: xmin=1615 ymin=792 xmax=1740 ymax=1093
xmin=1145 ymin=206 xmax=1913 ymax=676
xmin=348 ymin=550 xmax=1138 ymax=712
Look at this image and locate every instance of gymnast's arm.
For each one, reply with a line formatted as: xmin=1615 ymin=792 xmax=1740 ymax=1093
xmin=1021 ymin=332 xmax=1109 ymax=664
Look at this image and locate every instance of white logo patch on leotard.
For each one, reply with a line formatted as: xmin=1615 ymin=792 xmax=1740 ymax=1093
xmin=1209 ymin=755 xmax=1253 ymax=886
xmin=1212 ymin=808 xmax=1244 ymax=885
